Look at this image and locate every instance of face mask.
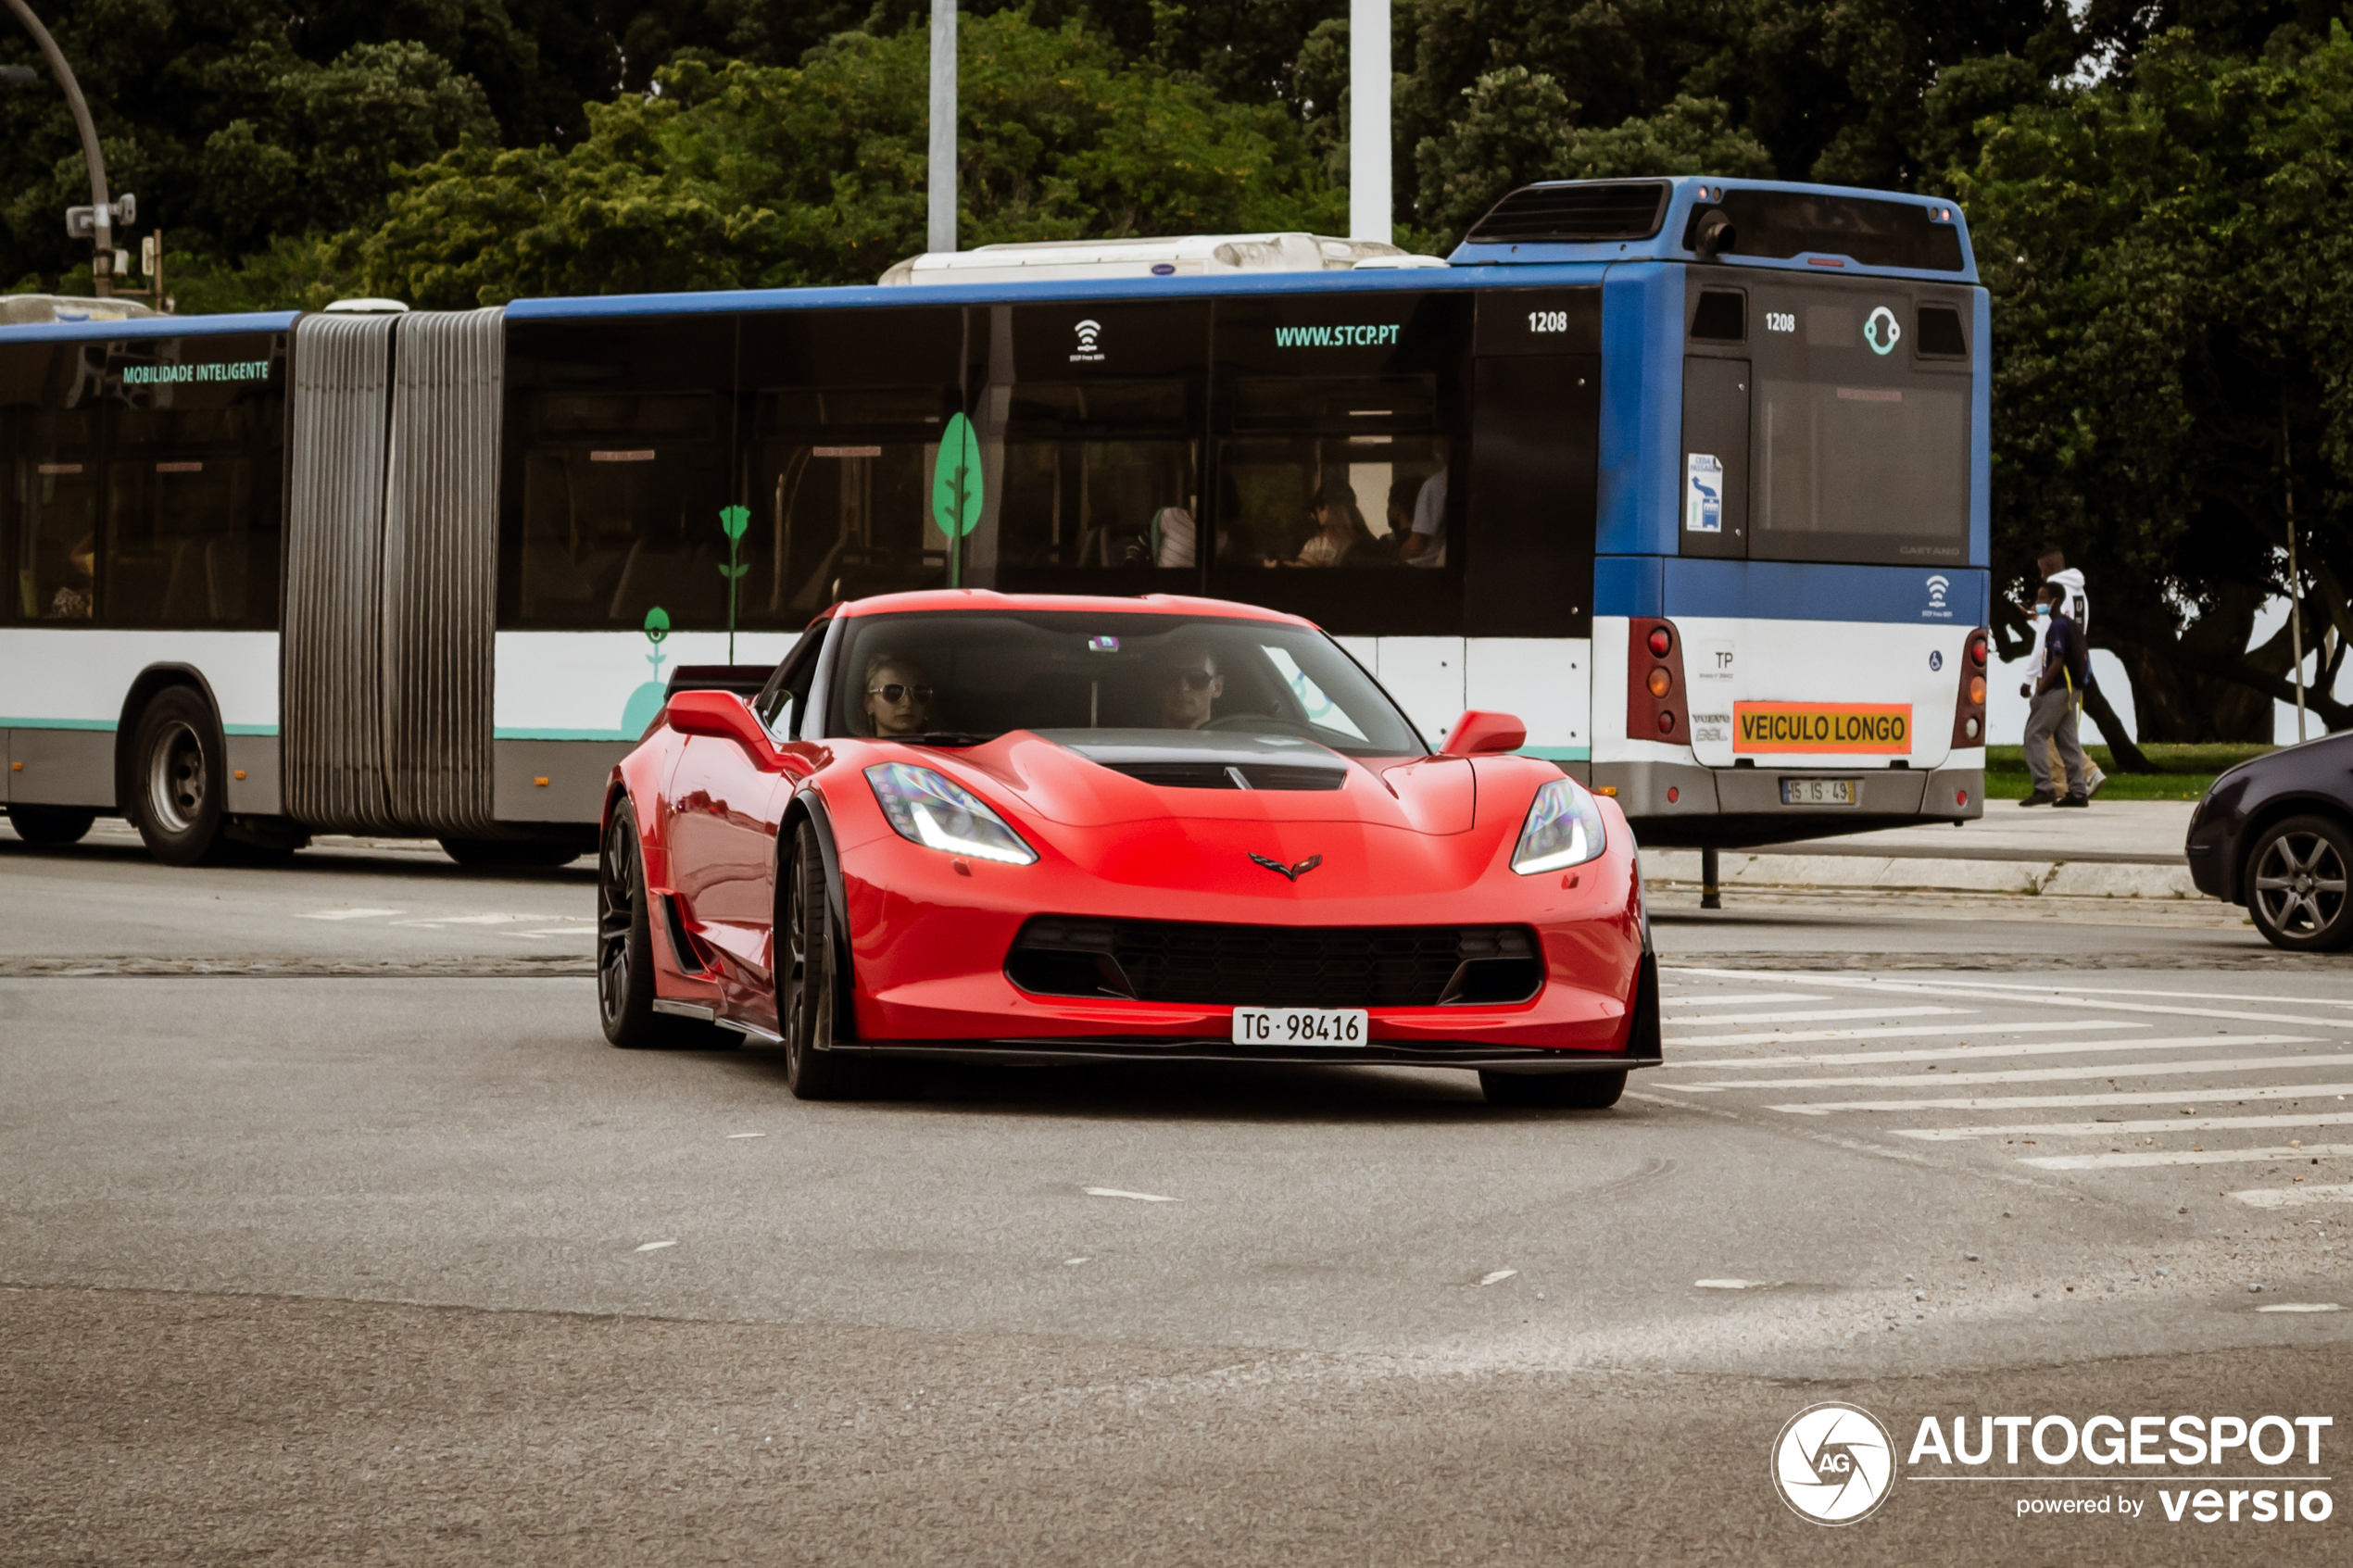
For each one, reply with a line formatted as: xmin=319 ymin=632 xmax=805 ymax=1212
xmin=2034 ymin=605 xmax=2050 ymax=618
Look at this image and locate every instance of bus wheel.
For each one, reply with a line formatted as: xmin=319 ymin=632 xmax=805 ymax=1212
xmin=128 ymin=687 xmax=227 ymax=867
xmin=6 ymin=805 xmax=97 ymax=847
xmin=439 ymin=836 xmax=587 ymax=870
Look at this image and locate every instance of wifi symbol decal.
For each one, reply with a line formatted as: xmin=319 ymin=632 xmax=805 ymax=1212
xmin=1925 ymin=573 xmax=1950 ymax=608
xmin=1071 ymin=319 xmax=1105 ymax=360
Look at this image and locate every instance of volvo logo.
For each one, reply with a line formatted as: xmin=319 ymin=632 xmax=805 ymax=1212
xmin=1249 ymin=852 xmax=1323 ymax=882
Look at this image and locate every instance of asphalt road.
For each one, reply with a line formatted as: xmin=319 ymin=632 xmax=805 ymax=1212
xmin=4 ymin=822 xmax=2348 ymax=1565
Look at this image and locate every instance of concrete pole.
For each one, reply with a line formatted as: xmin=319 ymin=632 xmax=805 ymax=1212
xmin=1349 ymin=0 xmax=1390 ymax=244
xmin=927 ymin=0 xmax=957 ymax=256
xmin=1701 ymin=847 xmax=1721 ymax=910
xmin=3 ymin=0 xmax=110 ymax=295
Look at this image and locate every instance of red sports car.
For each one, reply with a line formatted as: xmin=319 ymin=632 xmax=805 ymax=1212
xmin=598 ymin=591 xmax=1658 ymax=1105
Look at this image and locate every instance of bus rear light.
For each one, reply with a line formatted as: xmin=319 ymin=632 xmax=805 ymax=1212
xmin=1950 ymin=625 xmax=1991 ymax=750
xmin=1627 ymin=620 xmax=1691 ymax=747
xmin=1957 ymin=789 xmax=1969 ymax=807
xmin=1667 ymin=785 xmax=1680 ymax=804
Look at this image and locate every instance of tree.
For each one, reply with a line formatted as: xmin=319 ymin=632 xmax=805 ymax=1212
xmin=358 ymin=10 xmax=1341 ymax=306
xmin=1957 ymin=24 xmax=2353 ymax=738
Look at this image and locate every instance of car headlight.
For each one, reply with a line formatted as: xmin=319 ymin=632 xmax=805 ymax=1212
xmin=864 ymin=763 xmax=1038 ymax=865
xmin=1511 ymin=777 xmax=1607 ymax=874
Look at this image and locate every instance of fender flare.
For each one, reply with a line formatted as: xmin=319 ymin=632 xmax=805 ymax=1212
xmin=780 ymin=784 xmax=855 ymax=1044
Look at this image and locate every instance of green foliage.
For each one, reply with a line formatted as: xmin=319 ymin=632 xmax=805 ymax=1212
xmin=1955 ymin=24 xmax=2353 ymax=738
xmin=358 ymin=12 xmax=1340 ymax=305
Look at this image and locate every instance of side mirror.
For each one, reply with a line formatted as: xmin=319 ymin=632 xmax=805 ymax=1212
xmin=1440 ymin=709 xmax=1527 ymax=757
xmin=666 ymin=690 xmax=783 ymax=769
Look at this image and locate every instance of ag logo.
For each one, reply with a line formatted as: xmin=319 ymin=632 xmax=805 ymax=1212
xmin=1864 ymin=306 xmax=1902 ymax=356
xmin=1771 ymin=1401 xmax=1895 ymax=1525
xmin=1070 ymin=318 xmax=1105 ymax=363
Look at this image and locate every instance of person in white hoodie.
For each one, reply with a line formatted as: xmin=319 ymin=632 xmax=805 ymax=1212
xmin=2034 ymin=552 xmax=2108 ymax=797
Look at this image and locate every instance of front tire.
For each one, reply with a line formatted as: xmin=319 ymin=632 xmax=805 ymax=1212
xmin=1479 ymin=1069 xmax=1628 ymax=1110
xmin=597 ymin=804 xmax=725 ymax=1049
xmin=6 ymin=804 xmax=96 ymax=847
xmin=127 ymin=686 xmax=227 ymax=866
xmin=780 ymin=817 xmax=874 ymax=1100
xmin=2246 ymin=814 xmax=2353 ymax=952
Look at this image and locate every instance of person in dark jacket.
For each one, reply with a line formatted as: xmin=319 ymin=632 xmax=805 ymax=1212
xmin=2020 ymin=583 xmax=2092 ymax=807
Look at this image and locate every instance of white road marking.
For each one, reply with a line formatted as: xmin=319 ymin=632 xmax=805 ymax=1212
xmin=635 ymin=1238 xmax=677 ymax=1251
xmin=1694 ymin=1279 xmax=1764 ymax=1289
xmin=1666 ymin=1020 xmax=2134 ymax=1048
xmin=725 ymin=1132 xmax=765 ymax=1139
xmin=2228 ymin=1184 xmax=2353 ymax=1210
xmin=1063 ymin=1257 xmax=1090 ymax=1265
xmin=2255 ymin=1302 xmax=2344 ymax=1312
xmin=1771 ymin=1082 xmax=2353 ymax=1116
xmin=1659 ymin=993 xmax=1832 ymax=1009
xmin=1662 ymin=1032 xmax=2297 ymax=1071
xmin=1894 ymin=1110 xmax=2353 ymax=1141
xmin=1794 ymin=977 xmax=2353 ymax=1011
xmin=1478 ymin=1269 xmax=1517 ymax=1286
xmin=1686 ymin=1055 xmax=2334 ymax=1092
xmin=2022 ymin=1143 xmax=2353 ymax=1171
xmin=1672 ymin=967 xmax=2353 ymax=1032
xmin=301 ymin=908 xmax=402 ymax=921
xmin=1083 ymin=1187 xmax=1177 ymax=1203
xmin=392 ymin=912 xmax=549 ymax=926
xmin=1664 ymin=1005 xmax=1971 ymax=1027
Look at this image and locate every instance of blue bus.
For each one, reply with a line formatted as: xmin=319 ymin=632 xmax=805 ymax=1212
xmin=1 ymin=176 xmax=1989 ymax=865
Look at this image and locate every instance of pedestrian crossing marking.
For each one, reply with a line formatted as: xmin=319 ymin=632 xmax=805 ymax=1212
xmin=1661 ymin=1032 xmax=2300 ymax=1071
xmin=2228 ymin=1183 xmax=2353 ymax=1209
xmin=1663 ymin=1005 xmax=1971 ymax=1027
xmin=1770 ymin=1080 xmax=2353 ymax=1116
xmin=1664 ymin=1019 xmax=2140 ymax=1048
xmin=1677 ymin=1053 xmax=2331 ymax=1093
xmin=1658 ymin=992 xmax=1831 ymax=1009
xmin=1893 ymin=1110 xmax=2353 ymax=1140
xmin=2022 ymin=1143 xmax=2353 ymax=1171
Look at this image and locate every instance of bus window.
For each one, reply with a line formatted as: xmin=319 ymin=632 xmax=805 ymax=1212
xmin=971 ymin=301 xmax=1209 ymax=595
xmin=10 ymin=408 xmax=100 ymax=623
xmin=1743 ymin=280 xmax=1970 ymax=567
xmin=501 ymin=316 xmax=736 ymax=631
xmin=750 ymin=384 xmax=955 ymax=615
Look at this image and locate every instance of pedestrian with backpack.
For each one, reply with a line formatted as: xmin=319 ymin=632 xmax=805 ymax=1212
xmin=2020 ymin=583 xmax=2092 ymax=807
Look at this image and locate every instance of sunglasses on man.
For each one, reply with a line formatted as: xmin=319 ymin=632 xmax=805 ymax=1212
xmin=1158 ymin=669 xmax=1217 ymax=692
xmin=868 ymin=684 xmax=934 ymax=704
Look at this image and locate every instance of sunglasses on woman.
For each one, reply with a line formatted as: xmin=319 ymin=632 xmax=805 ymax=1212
xmin=868 ymin=684 xmax=934 ymax=704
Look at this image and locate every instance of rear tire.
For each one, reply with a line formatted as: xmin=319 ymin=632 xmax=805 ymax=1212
xmin=127 ymin=686 xmax=227 ymax=867
xmin=2246 ymin=813 xmax=2353 ymax=952
xmin=6 ymin=804 xmax=96 ymax=847
xmin=441 ymin=836 xmax=587 ymax=869
xmin=780 ymin=817 xmax=875 ymax=1100
xmin=597 ymin=804 xmax=726 ymax=1049
xmin=1479 ymin=1069 xmax=1628 ymax=1110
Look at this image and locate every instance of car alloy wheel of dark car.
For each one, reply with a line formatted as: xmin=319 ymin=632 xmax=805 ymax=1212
xmin=2246 ymin=813 xmax=2353 ymax=952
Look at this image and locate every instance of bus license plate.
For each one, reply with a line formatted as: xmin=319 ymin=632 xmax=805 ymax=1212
xmin=1781 ymin=777 xmax=1859 ymax=806
xmin=1232 ymin=1007 xmax=1367 ymax=1047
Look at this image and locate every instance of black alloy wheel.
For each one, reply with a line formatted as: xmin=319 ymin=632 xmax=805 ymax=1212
xmin=128 ymin=686 xmax=227 ymax=866
xmin=597 ymin=804 xmax=725 ymax=1049
xmin=5 ymin=804 xmax=97 ymax=847
xmin=780 ymin=817 xmax=875 ymax=1099
xmin=2246 ymin=813 xmax=2353 ymax=952
xmin=1479 ymin=1068 xmax=1629 ymax=1110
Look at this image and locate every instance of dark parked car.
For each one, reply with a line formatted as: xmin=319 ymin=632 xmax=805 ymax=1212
xmin=2186 ymin=734 xmax=2353 ymax=950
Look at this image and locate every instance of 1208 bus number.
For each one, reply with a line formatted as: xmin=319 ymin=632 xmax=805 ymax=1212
xmin=1528 ymin=310 xmax=1571 ymax=334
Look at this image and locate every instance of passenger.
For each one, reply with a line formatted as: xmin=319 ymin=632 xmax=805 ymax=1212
xmin=1291 ymin=479 xmax=1370 ymax=568
xmin=861 ymin=653 xmax=934 ymax=737
xmin=1151 ymin=641 xmax=1224 ymax=730
xmin=1151 ymin=504 xmax=1197 ymax=568
xmin=1400 ymin=440 xmax=1450 ymax=568
xmin=44 ymin=533 xmax=94 ymax=619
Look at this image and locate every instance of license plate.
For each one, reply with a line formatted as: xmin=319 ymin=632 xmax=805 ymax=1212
xmin=1231 ymin=1007 xmax=1368 ymax=1047
xmin=1780 ymin=776 xmax=1859 ymax=806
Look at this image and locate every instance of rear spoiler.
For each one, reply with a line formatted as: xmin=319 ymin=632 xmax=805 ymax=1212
xmin=663 ymin=665 xmax=772 ymax=702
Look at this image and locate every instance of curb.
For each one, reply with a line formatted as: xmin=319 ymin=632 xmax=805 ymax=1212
xmin=1638 ymin=849 xmax=2201 ymax=899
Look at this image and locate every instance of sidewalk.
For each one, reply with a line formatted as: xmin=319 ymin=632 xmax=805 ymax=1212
xmin=1639 ymin=799 xmax=2205 ymax=899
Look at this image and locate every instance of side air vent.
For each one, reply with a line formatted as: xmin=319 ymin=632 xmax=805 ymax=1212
xmin=1102 ymin=761 xmax=1346 ymax=791
xmin=1690 ymin=290 xmax=1746 ymax=343
xmin=1916 ymin=305 xmax=1968 ymax=357
xmin=1465 ymin=181 xmax=1671 ymax=245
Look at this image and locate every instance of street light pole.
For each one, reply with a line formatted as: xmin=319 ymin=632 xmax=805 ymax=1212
xmin=3 ymin=0 xmax=116 ymax=295
xmin=927 ymin=0 xmax=956 ymax=256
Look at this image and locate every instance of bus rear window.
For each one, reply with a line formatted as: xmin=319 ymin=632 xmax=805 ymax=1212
xmin=1754 ymin=380 xmax=1967 ymax=563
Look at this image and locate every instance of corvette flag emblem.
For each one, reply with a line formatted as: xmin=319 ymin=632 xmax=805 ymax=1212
xmin=1249 ymin=852 xmax=1323 ymax=882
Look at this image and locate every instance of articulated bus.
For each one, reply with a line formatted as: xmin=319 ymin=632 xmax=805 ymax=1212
xmin=0 ymin=177 xmax=1990 ymax=867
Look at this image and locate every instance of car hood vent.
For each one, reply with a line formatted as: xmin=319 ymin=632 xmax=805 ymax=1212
xmin=1466 ymin=180 xmax=1671 ymax=245
xmin=1041 ymin=729 xmax=1351 ymax=792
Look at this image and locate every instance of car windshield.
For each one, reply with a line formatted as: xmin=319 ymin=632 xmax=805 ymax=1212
xmin=827 ymin=609 xmax=1425 ymax=757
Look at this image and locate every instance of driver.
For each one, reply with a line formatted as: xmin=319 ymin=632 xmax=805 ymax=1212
xmin=1151 ymin=640 xmax=1223 ymax=730
xmin=862 ymin=653 xmax=934 ymax=737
